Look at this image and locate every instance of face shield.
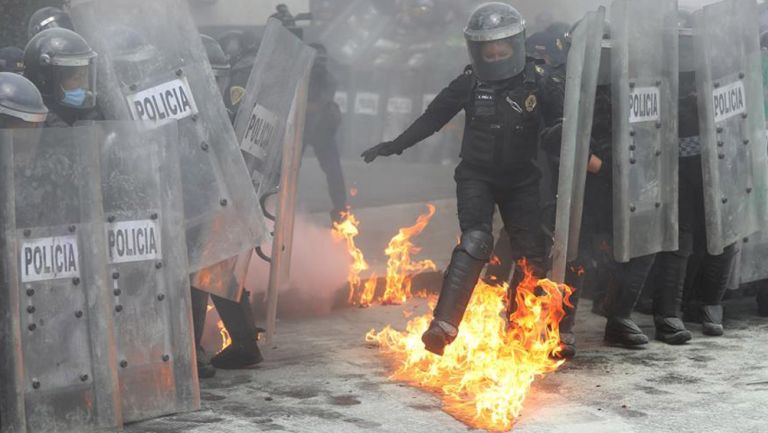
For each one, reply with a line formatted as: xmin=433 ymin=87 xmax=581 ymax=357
xmin=467 ymin=33 xmax=526 ymax=82
xmin=112 ymin=44 xmax=162 ymax=90
xmin=50 ymin=54 xmax=98 ymax=109
xmin=464 ymin=3 xmax=528 ymax=82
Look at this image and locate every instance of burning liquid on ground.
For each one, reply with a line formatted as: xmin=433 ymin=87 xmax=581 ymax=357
xmin=367 ymin=262 xmax=572 ymax=432
xmin=335 ymin=206 xmax=572 ymax=430
xmin=333 ymin=205 xmax=436 ymax=306
xmin=381 ymin=204 xmax=437 ymax=305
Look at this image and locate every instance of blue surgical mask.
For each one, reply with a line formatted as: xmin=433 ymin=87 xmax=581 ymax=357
xmin=61 ymin=87 xmax=87 ymax=107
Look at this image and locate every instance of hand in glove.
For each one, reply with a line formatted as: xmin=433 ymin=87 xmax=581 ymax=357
xmin=361 ymin=141 xmax=404 ymax=163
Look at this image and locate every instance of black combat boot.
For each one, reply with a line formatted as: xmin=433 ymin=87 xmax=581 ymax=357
xmin=698 ymin=244 xmax=737 ymax=337
xmin=602 ymin=256 xmax=655 ymax=347
xmin=553 ymin=264 xmax=584 ymax=360
xmin=422 ymin=230 xmax=493 ymax=356
xmin=654 ymin=317 xmax=692 ymax=344
xmin=651 ymin=251 xmax=692 ymax=345
xmin=700 ymin=304 xmax=724 ymax=336
xmin=211 ymin=291 xmax=264 ymax=369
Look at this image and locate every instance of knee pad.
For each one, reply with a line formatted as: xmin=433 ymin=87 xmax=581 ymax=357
xmin=456 ymin=230 xmax=494 ymax=261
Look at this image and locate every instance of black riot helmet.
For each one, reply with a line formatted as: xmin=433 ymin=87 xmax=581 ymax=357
xmin=464 ymin=2 xmax=527 ymax=82
xmin=525 ymin=30 xmax=566 ymax=66
xmin=201 ymin=34 xmax=231 ymax=96
xmin=27 ymin=7 xmax=74 ymax=40
xmin=0 ymin=47 xmax=25 ymax=74
xmin=24 ymin=28 xmax=98 ymax=110
xmin=218 ymin=30 xmax=246 ymax=63
xmin=0 ymin=72 xmax=49 ymax=128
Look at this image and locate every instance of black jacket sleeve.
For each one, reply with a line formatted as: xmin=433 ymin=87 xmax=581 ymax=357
xmin=390 ymin=69 xmax=472 ymax=152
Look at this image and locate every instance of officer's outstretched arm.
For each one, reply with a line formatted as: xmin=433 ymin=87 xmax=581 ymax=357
xmin=361 ymin=71 xmax=471 ymax=163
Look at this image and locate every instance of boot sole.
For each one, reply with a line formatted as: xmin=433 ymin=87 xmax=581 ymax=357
xmin=421 ymin=333 xmax=446 ymax=356
xmin=604 ymin=334 xmax=649 ymax=348
xmin=702 ymin=324 xmax=724 ymax=337
xmin=655 ymin=331 xmax=692 ymax=345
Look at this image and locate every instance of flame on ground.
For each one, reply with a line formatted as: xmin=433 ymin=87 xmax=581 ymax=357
xmin=380 ymin=204 xmax=438 ymax=305
xmin=217 ymin=320 xmax=232 ymax=352
xmin=332 ymin=210 xmax=377 ymax=306
xmin=366 ymin=261 xmax=573 ymax=432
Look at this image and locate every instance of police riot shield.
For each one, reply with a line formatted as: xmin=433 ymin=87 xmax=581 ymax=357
xmin=693 ymin=0 xmax=768 ymax=256
xmin=551 ymin=8 xmax=605 ymax=284
xmin=97 ymin=122 xmax=199 ymax=422
xmin=610 ymin=0 xmax=679 ymax=262
xmin=317 ymin=0 xmax=395 ymax=66
xmin=0 ymin=126 xmax=121 ymax=433
xmin=232 ymin=20 xmax=314 ymax=343
xmin=69 ymin=0 xmax=266 ymax=298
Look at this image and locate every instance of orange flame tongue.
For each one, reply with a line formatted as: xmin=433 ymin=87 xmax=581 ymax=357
xmin=367 ymin=261 xmax=572 ymax=431
xmin=217 ymin=319 xmax=232 ymax=352
xmin=332 ymin=211 xmax=373 ymax=305
xmin=380 ymin=204 xmax=438 ymax=305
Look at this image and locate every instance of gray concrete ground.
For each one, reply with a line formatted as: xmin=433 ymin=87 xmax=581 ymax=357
xmin=128 ymin=296 xmax=768 ymax=433
xmin=129 ymin=159 xmax=768 ymax=432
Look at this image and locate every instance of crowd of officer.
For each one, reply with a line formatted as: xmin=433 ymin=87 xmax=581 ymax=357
xmin=3 ymin=2 xmax=768 ymax=377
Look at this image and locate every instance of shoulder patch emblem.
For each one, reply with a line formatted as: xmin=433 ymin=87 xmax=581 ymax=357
xmin=525 ymin=94 xmax=537 ymax=112
xmin=556 ymin=38 xmax=564 ymax=51
xmin=230 ymin=86 xmax=246 ymax=106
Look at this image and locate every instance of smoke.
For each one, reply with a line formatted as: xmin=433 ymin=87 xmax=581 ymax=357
xmin=245 ymin=212 xmax=351 ymax=317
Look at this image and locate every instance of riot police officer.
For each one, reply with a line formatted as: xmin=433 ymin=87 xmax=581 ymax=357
xmin=198 ymin=33 xmax=265 ymax=372
xmin=305 ymin=43 xmax=348 ymax=224
xmin=362 ymin=3 xmax=551 ymax=356
xmin=27 ymin=6 xmax=74 ymax=40
xmin=659 ymin=11 xmax=736 ymax=338
xmin=23 ymin=28 xmax=100 ymax=126
xmin=642 ymin=13 xmax=698 ymax=344
xmin=540 ymin=25 xmax=614 ymax=357
xmin=0 ymin=72 xmax=48 ymax=128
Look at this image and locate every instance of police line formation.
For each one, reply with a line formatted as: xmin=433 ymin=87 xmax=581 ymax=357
xmin=0 ymin=0 xmax=767 ymax=431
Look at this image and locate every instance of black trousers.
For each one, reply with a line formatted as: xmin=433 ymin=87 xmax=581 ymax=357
xmin=648 ymin=155 xmax=738 ymax=318
xmin=305 ymin=138 xmax=347 ymax=214
xmin=454 ymin=163 xmax=546 ymax=274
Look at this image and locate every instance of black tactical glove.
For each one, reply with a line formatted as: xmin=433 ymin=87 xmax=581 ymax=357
xmin=361 ymin=141 xmax=404 ymax=163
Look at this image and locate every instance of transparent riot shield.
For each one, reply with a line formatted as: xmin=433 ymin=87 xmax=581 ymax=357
xmin=232 ymin=20 xmax=315 ymax=343
xmin=69 ymin=0 xmax=266 ymax=299
xmin=693 ymin=0 xmax=768 ymax=255
xmin=610 ymin=0 xmax=679 ymax=262
xmin=0 ymin=126 xmax=121 ymax=433
xmin=97 ymin=121 xmax=199 ymax=422
xmin=551 ymin=8 xmax=605 ymax=284
xmin=317 ymin=0 xmax=395 ymax=65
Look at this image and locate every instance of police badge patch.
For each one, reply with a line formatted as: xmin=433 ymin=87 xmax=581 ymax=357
xmin=525 ymin=94 xmax=537 ymax=112
xmin=230 ymin=86 xmax=246 ymax=106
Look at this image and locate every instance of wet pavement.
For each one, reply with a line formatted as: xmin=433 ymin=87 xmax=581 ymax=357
xmin=128 ymin=294 xmax=768 ymax=433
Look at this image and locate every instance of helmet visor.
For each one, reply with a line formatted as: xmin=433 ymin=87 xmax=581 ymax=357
xmin=53 ymin=60 xmax=97 ymax=109
xmin=467 ymin=33 xmax=526 ymax=82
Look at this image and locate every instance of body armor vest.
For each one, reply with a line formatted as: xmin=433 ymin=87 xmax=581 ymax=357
xmin=461 ymin=63 xmax=542 ymax=169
